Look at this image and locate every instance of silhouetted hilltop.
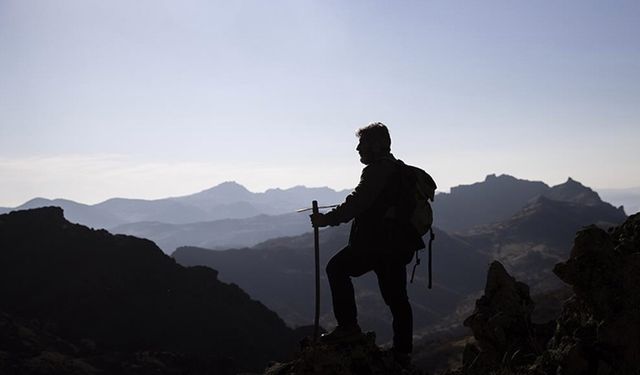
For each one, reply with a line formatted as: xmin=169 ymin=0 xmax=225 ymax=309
xmin=433 ymin=174 xmax=622 ymax=233
xmin=433 ymin=174 xmax=549 ymax=233
xmin=0 ymin=207 xmax=297 ymax=374
xmin=183 ymin=181 xmax=254 ymax=204
xmin=5 ymin=197 xmax=123 ymax=229
xmin=544 ymin=177 xmax=603 ymax=205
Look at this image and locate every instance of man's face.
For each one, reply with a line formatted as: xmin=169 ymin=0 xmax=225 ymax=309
xmin=356 ymin=138 xmax=377 ymax=165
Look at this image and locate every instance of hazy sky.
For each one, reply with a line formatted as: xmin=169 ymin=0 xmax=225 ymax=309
xmin=1 ymin=0 xmax=639 ymax=206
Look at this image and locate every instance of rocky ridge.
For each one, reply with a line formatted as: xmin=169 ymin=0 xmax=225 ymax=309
xmin=0 ymin=207 xmax=298 ymax=374
xmin=448 ymin=213 xmax=640 ymax=375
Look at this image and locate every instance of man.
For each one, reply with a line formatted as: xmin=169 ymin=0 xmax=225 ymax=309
xmin=310 ymin=122 xmax=424 ymax=363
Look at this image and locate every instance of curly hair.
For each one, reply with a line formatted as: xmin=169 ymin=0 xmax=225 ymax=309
xmin=356 ymin=122 xmax=391 ymax=152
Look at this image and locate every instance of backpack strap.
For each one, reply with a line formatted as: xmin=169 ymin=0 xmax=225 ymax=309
xmin=410 ymin=248 xmax=420 ymax=284
xmin=410 ymin=227 xmax=435 ymax=289
xmin=428 ymin=227 xmax=434 ymax=289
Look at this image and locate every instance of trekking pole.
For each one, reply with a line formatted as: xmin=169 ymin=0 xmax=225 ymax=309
xmin=312 ymin=200 xmax=321 ymax=342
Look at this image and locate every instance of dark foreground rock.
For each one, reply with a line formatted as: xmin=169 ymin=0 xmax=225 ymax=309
xmin=264 ymin=332 xmax=426 ymax=375
xmin=447 ymin=213 xmax=640 ymax=375
xmin=0 ymin=309 xmax=236 ymax=375
xmin=0 ymin=207 xmax=298 ymax=374
xmin=452 ymin=261 xmax=554 ymax=375
xmin=532 ymin=213 xmax=640 ymax=375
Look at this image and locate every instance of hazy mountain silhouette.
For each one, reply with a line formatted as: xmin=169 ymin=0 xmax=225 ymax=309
xmin=112 ymin=212 xmax=313 ymax=253
xmin=0 ymin=182 xmax=351 ymax=229
xmin=2 ymin=176 xmax=628 ymax=237
xmin=0 ymin=207 xmax=297 ymax=373
xmin=433 ymin=174 xmax=549 ymax=233
xmin=433 ymin=174 xmax=625 ymax=233
xmin=102 ymin=182 xmax=350 ymax=223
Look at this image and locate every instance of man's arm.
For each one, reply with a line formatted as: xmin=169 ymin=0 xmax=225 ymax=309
xmin=311 ymin=160 xmax=395 ymax=227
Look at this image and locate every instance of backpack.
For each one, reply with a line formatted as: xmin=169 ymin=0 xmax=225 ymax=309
xmin=395 ymin=160 xmax=437 ymax=287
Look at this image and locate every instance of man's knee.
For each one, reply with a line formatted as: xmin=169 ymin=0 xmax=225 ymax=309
xmin=326 ymin=255 xmax=347 ymax=280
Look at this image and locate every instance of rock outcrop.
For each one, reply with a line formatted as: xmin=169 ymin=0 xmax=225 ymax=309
xmin=264 ymin=333 xmax=426 ymax=375
xmin=454 ymin=262 xmax=554 ymax=375
xmin=532 ymin=213 xmax=640 ymax=374
xmin=447 ymin=213 xmax=640 ymax=375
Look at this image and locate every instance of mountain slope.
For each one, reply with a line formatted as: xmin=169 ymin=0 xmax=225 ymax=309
xmin=0 ymin=207 xmax=297 ymax=372
xmin=111 ymin=212 xmax=312 ymax=253
xmin=464 ymin=193 xmax=626 ymax=292
xmin=173 ymin=225 xmax=490 ymax=342
xmin=433 ymin=174 xmax=550 ymax=233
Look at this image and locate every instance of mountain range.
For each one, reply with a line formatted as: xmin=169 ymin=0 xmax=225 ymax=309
xmin=0 ymin=181 xmax=351 ymax=229
xmin=2 ymin=175 xmax=631 ymax=255
xmin=432 ymin=174 xmax=627 ymax=233
xmin=172 ymin=176 xmax=626 ymax=343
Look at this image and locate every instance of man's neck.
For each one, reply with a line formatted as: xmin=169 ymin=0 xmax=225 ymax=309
xmin=362 ymin=152 xmax=394 ymax=165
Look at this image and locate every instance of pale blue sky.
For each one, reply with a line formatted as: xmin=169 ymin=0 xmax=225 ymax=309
xmin=1 ymin=0 xmax=639 ymax=206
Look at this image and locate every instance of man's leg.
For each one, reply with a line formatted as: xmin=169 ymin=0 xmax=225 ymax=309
xmin=375 ymin=261 xmax=413 ymax=353
xmin=326 ymin=245 xmax=375 ymax=329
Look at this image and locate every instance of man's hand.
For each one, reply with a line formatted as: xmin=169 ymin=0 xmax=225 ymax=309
xmin=310 ymin=212 xmax=329 ymax=228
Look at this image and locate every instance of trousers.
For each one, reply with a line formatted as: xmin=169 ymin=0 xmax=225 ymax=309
xmin=326 ymin=244 xmax=413 ymax=353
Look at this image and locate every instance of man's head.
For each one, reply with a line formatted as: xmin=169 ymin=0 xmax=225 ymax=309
xmin=356 ymin=122 xmax=391 ymax=165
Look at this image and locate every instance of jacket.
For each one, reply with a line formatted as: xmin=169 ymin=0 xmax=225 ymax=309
xmin=324 ymin=153 xmax=424 ymax=261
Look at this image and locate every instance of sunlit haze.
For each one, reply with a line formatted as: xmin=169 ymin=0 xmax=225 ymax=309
xmin=1 ymin=1 xmax=639 ymax=206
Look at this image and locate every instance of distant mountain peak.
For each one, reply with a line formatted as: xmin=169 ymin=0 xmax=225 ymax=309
xmin=546 ymin=178 xmax=603 ymax=206
xmin=484 ymin=173 xmax=518 ymax=182
xmin=197 ymin=181 xmax=252 ymax=195
xmin=213 ymin=180 xmax=248 ymax=189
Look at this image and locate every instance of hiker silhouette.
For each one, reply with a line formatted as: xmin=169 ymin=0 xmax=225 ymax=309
xmin=310 ymin=122 xmax=427 ymax=360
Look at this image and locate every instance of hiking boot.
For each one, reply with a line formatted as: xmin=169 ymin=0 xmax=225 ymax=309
xmin=319 ymin=325 xmax=363 ymax=344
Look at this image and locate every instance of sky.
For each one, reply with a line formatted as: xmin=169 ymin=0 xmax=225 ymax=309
xmin=1 ymin=0 xmax=639 ymax=207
